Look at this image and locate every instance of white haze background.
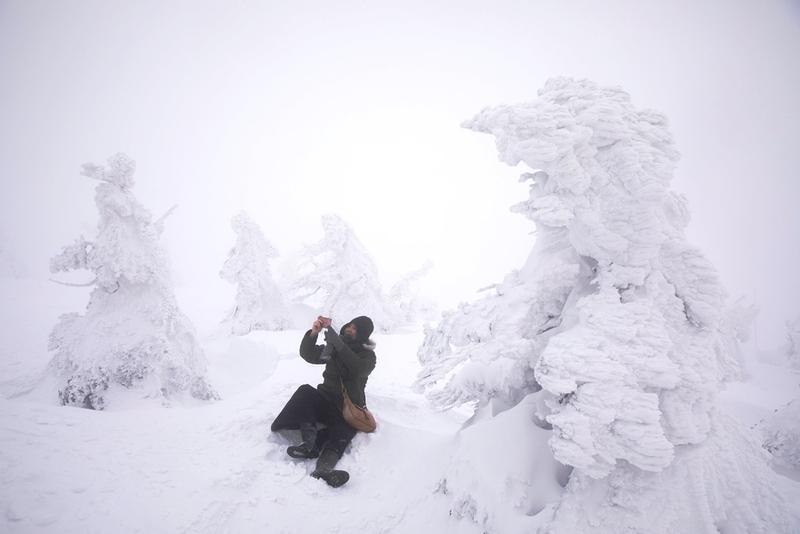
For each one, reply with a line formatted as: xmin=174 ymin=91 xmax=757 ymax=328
xmin=1 ymin=0 xmax=799 ymax=349
xmin=1 ymin=3 xmax=800 ymax=533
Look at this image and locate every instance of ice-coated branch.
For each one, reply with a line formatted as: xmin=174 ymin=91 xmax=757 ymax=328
xmin=80 ymin=152 xmax=136 ymax=188
xmin=292 ymin=285 xmax=322 ymax=301
xmin=153 ymin=204 xmax=178 ymax=235
xmin=49 ymin=277 xmax=97 ymax=287
xmin=50 ymin=236 xmax=92 ymax=274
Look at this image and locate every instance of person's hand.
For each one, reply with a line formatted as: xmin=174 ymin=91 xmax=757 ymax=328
xmin=311 ymin=319 xmax=323 ymax=335
xmin=323 ymin=327 xmax=345 ymax=350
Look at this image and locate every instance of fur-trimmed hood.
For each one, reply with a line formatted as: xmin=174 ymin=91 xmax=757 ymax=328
xmin=344 ymin=337 xmax=376 ymax=353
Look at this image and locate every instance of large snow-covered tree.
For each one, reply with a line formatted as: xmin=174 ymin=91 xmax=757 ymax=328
xmin=49 ymin=153 xmax=218 ymax=410
xmin=220 ymin=211 xmax=290 ymax=334
xmin=417 ymin=78 xmax=795 ymax=532
xmin=291 ymin=214 xmax=395 ymax=330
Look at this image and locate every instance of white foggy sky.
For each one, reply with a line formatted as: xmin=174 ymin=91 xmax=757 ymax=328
xmin=1 ymin=0 xmax=798 ymax=348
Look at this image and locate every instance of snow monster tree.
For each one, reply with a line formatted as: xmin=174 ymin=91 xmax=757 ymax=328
xmin=417 ymin=79 xmax=795 ymax=533
xmin=388 ymin=260 xmax=438 ymax=325
xmin=292 ymin=214 xmax=396 ymax=331
xmin=220 ymin=211 xmax=290 ymax=334
xmin=49 ymin=154 xmax=218 ymax=409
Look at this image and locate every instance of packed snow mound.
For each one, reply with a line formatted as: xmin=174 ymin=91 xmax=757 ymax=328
xmin=48 ymin=154 xmax=217 ymax=409
xmin=220 ymin=211 xmax=291 ymax=333
xmin=418 ymin=77 xmax=795 ymax=532
xmin=435 ymin=392 xmax=568 ymax=534
xmin=548 ymin=413 xmax=795 ymax=534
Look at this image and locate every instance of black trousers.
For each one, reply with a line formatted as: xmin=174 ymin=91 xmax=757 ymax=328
xmin=271 ymin=384 xmax=357 ymax=457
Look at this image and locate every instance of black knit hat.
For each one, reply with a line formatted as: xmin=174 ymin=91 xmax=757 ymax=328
xmin=347 ymin=316 xmax=374 ymax=341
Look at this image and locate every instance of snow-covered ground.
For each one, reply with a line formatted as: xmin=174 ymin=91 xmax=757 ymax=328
xmin=1 ymin=276 xmax=798 ymax=533
xmin=0 ymin=278 xmax=479 ymax=533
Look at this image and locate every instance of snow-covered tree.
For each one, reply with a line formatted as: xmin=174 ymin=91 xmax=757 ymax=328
xmin=388 ymin=260 xmax=438 ymax=324
xmin=758 ymin=397 xmax=800 ymax=475
xmin=417 ymin=78 xmax=794 ymax=532
xmin=786 ymin=316 xmax=800 ymax=369
xmin=220 ymin=211 xmax=290 ymax=334
xmin=48 ymin=153 xmax=218 ymax=410
xmin=291 ymin=214 xmax=395 ymax=331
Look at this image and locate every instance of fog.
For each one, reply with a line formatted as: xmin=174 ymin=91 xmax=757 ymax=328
xmin=1 ymin=0 xmax=798 ymax=348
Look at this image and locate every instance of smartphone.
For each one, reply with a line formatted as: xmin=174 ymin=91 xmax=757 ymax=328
xmin=318 ymin=316 xmax=332 ymax=328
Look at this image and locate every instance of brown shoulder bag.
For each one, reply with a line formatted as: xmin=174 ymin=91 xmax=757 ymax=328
xmin=341 ymin=382 xmax=377 ymax=433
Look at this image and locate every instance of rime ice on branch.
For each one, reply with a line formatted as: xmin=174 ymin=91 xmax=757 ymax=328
xmin=49 ymin=153 xmax=217 ymax=409
xmin=220 ymin=211 xmax=290 ymax=334
xmin=417 ymin=78 xmax=794 ymax=532
xmin=291 ymin=214 xmax=395 ymax=331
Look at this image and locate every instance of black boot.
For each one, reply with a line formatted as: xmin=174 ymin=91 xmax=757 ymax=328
xmin=287 ymin=423 xmax=319 ymax=459
xmin=311 ymin=448 xmax=349 ymax=487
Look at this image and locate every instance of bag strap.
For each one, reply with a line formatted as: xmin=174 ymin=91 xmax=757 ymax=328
xmin=328 ymin=338 xmax=368 ymax=410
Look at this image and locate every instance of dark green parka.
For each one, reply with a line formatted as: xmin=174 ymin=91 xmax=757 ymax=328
xmin=299 ymin=328 xmax=376 ymax=409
